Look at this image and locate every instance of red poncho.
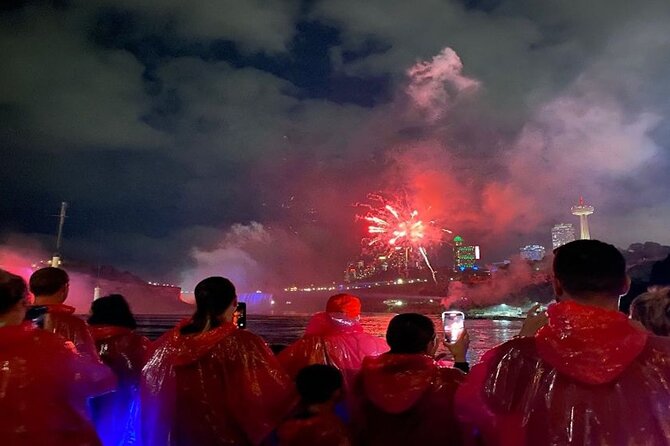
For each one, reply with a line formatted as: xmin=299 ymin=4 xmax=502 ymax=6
xmin=0 ymin=322 xmax=116 ymax=445
xmin=90 ymin=326 xmax=151 ymax=386
xmin=42 ymin=303 xmax=100 ymax=360
xmin=89 ymin=326 xmax=152 ymax=446
xmin=352 ymin=353 xmax=465 ymax=446
xmin=278 ymin=312 xmax=389 ymax=389
xmin=456 ymin=300 xmax=670 ymax=446
xmin=141 ymin=323 xmax=294 ymax=446
xmin=276 ymin=411 xmax=352 ymax=446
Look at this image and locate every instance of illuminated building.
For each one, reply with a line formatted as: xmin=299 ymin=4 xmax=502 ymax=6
xmin=551 ymin=223 xmax=576 ymax=250
xmin=520 ymin=245 xmax=546 ymax=261
xmin=453 ymin=235 xmax=480 ymax=270
xmin=571 ymin=196 xmax=594 ymax=240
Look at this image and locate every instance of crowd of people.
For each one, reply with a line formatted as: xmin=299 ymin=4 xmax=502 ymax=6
xmin=1 ymin=239 xmax=670 ymax=445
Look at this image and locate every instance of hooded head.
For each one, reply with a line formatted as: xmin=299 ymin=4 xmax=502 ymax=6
xmin=326 ymin=294 xmax=361 ymax=319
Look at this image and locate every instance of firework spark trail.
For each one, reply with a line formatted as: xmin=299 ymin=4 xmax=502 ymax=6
xmin=357 ymin=193 xmax=450 ymax=282
xmin=419 ymin=246 xmax=437 ymax=283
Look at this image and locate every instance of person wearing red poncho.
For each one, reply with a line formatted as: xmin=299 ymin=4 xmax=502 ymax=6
xmin=29 ymin=266 xmax=99 ymax=360
xmin=456 ymin=240 xmax=670 ymax=446
xmin=276 ymin=364 xmax=352 ymax=446
xmin=278 ymin=293 xmax=388 ymax=390
xmin=0 ymin=269 xmax=116 ymax=446
xmin=352 ymin=313 xmax=467 ymax=446
xmin=141 ymin=276 xmax=294 ymax=446
xmin=88 ymin=294 xmax=152 ymax=446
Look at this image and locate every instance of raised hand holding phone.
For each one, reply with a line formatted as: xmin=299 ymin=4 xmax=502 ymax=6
xmin=444 ymin=329 xmax=469 ymax=363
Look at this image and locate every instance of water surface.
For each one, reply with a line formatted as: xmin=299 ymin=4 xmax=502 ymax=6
xmin=136 ymin=314 xmax=522 ymax=364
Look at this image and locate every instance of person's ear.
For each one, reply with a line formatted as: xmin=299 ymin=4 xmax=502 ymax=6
xmin=552 ymin=276 xmax=563 ymax=298
xmin=222 ymin=299 xmax=238 ymax=323
xmin=428 ymin=335 xmax=438 ymax=355
xmin=620 ymin=276 xmax=631 ymax=297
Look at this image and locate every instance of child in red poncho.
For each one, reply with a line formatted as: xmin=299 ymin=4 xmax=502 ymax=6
xmin=277 ymin=364 xmax=351 ymax=446
xmin=88 ymin=294 xmax=152 ymax=446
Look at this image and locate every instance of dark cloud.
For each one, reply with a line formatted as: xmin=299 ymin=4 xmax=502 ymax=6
xmin=1 ymin=0 xmax=669 ymax=290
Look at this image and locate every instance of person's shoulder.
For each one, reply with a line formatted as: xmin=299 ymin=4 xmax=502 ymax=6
xmin=52 ymin=311 xmax=87 ymax=327
xmin=436 ymin=365 xmax=467 ymax=382
xmin=128 ymin=330 xmax=150 ymax=344
xmin=483 ymin=337 xmax=538 ymax=364
xmin=228 ymin=328 xmax=269 ymax=349
xmin=645 ymin=334 xmax=670 ymax=349
xmin=27 ymin=328 xmax=79 ymax=354
xmin=26 ymin=326 xmax=64 ymax=342
xmin=640 ymin=334 xmax=670 ymax=365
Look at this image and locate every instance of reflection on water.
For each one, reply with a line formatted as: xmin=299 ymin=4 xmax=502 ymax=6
xmin=360 ymin=315 xmax=521 ymax=363
xmin=136 ymin=314 xmax=522 ymax=364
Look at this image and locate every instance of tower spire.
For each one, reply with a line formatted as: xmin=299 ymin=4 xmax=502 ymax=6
xmin=570 ymin=197 xmax=594 ymax=240
xmin=51 ymin=202 xmax=68 ymax=267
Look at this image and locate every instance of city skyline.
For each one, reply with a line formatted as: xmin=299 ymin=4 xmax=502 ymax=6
xmin=2 ymin=1 xmax=670 ymax=289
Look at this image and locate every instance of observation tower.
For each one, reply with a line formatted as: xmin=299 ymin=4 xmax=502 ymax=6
xmin=571 ymin=197 xmax=594 ymax=240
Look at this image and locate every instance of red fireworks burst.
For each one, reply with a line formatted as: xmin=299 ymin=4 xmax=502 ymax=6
xmin=357 ymin=193 xmax=451 ymax=281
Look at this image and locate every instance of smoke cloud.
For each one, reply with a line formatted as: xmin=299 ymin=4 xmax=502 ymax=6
xmin=2 ymin=0 xmax=669 ymax=290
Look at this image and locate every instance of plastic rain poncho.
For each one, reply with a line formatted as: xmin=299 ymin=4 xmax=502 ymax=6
xmin=278 ymin=312 xmax=389 ymax=390
xmin=352 ymin=353 xmax=465 ymax=446
xmin=0 ymin=322 xmax=116 ymax=445
xmin=141 ymin=322 xmax=294 ymax=446
xmin=41 ymin=303 xmax=100 ymax=360
xmin=89 ymin=325 xmax=152 ymax=446
xmin=276 ymin=411 xmax=352 ymax=446
xmin=456 ymin=300 xmax=670 ymax=446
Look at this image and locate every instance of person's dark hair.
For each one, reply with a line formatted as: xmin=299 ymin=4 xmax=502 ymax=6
xmin=180 ymin=277 xmax=236 ymax=335
xmin=553 ymin=240 xmax=627 ymax=297
xmin=650 ymin=255 xmax=670 ymax=287
xmin=29 ymin=267 xmax=69 ymax=296
xmin=88 ymin=294 xmax=137 ymax=329
xmin=386 ymin=313 xmax=436 ymax=354
xmin=0 ymin=269 xmax=27 ymax=314
xmin=295 ymin=364 xmax=343 ymax=405
xmin=270 ymin=344 xmax=287 ymax=355
xmin=630 ymin=288 xmax=670 ymax=336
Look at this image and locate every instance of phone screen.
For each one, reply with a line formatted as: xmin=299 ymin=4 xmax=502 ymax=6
xmin=235 ymin=302 xmax=247 ymax=329
xmin=441 ymin=310 xmax=465 ymax=344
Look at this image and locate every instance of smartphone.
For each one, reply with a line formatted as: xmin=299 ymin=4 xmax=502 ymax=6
xmin=442 ymin=310 xmax=465 ymax=344
xmin=235 ymin=302 xmax=247 ymax=329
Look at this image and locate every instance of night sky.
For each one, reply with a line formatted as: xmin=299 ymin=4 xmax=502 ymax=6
xmin=1 ymin=0 xmax=670 ymax=290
